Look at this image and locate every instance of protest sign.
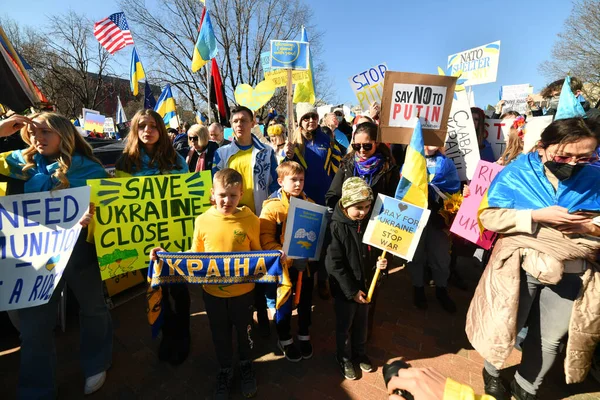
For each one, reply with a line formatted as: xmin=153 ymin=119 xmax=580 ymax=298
xmin=363 ymin=194 xmax=431 ymax=261
xmin=264 ymin=69 xmax=310 ymax=88
xmin=501 ymin=84 xmax=533 ymax=114
xmin=348 ymin=63 xmax=387 ymax=111
xmin=317 ymin=105 xmax=333 ymax=121
xmin=0 ymin=187 xmax=89 ymax=311
xmin=379 ymin=72 xmax=457 ymax=146
xmin=522 ymin=116 xmax=553 ymax=153
xmin=234 ymin=80 xmax=276 ymax=111
xmin=270 ymin=40 xmax=309 ymax=70
xmin=0 ymin=182 xmax=6 ymax=196
xmin=88 ymin=171 xmax=212 ymax=280
xmin=447 ymin=41 xmax=501 ymax=86
xmin=282 ymin=197 xmax=328 ymax=260
xmin=445 ymin=91 xmax=481 ymax=181
xmin=84 ymin=113 xmax=106 ymax=133
xmin=261 ymin=51 xmax=272 ymax=73
xmin=450 ymin=161 xmax=503 ymax=249
xmin=484 ymin=118 xmax=511 ymax=160
xmin=103 ymin=117 xmax=115 ymax=133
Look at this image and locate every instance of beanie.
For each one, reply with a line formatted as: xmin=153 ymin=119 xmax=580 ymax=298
xmin=340 ymin=177 xmax=374 ymax=208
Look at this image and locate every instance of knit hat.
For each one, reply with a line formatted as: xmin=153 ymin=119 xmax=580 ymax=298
xmin=340 ymin=177 xmax=374 ymax=208
xmin=296 ymin=102 xmax=317 ymax=122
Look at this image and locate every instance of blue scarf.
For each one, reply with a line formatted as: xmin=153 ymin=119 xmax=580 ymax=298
xmin=354 ymin=153 xmax=384 ymax=184
xmin=0 ymin=149 xmax=107 ymax=193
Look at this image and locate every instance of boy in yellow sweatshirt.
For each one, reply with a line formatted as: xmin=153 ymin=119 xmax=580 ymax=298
xmin=259 ymin=161 xmax=315 ymax=363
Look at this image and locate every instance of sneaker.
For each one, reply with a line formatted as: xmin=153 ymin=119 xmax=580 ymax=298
xmin=84 ymin=371 xmax=106 ymax=395
xmin=337 ymin=356 xmax=356 ymax=380
xmin=413 ymin=286 xmax=428 ymax=310
xmin=214 ymin=368 xmax=233 ymax=400
xmin=510 ymin=379 xmax=537 ymax=400
xmin=278 ymin=340 xmax=302 ymax=362
xmin=239 ymin=360 xmax=257 ymax=398
xmin=297 ymin=335 xmax=313 ymax=359
xmin=356 ymin=355 xmax=374 ymax=372
xmin=435 ymin=287 xmax=457 ymax=314
xmin=482 ymin=368 xmax=507 ymax=400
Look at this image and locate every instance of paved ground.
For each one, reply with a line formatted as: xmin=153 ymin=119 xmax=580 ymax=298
xmin=1 ymin=258 xmax=599 ymax=399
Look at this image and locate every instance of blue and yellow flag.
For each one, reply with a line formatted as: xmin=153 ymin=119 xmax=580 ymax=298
xmin=129 ymin=47 xmax=145 ymax=96
xmin=154 ymin=84 xmax=177 ymax=127
xmin=394 ymin=118 xmax=428 ymax=208
xmin=293 ymin=26 xmax=315 ymax=104
xmin=191 ymin=10 xmax=218 ymax=72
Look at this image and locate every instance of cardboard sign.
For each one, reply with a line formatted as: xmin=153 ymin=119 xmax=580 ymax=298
xmin=363 ymin=194 xmax=431 ymax=261
xmin=348 ymin=63 xmax=387 ymax=111
xmin=522 ymin=116 xmax=553 ymax=153
xmin=270 ymin=40 xmax=309 ymax=70
xmin=447 ymin=40 xmax=501 ymax=86
xmin=484 ymin=118 xmax=512 ymax=160
xmin=282 ymin=197 xmax=328 ymax=260
xmin=88 ymin=172 xmax=212 ymax=280
xmin=84 ymin=113 xmax=106 ymax=133
xmin=379 ymin=72 xmax=457 ymax=146
xmin=450 ymin=161 xmax=503 ymax=249
xmin=501 ymin=84 xmax=533 ymax=114
xmin=264 ymin=69 xmax=310 ymax=88
xmin=103 ymin=117 xmax=115 ymax=133
xmin=0 ymin=187 xmax=90 ymax=311
xmin=444 ymin=91 xmax=481 ymax=181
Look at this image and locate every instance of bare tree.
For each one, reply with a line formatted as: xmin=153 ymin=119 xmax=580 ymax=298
xmin=118 ymin=0 xmax=333 ymax=118
xmin=539 ymin=0 xmax=600 ymax=103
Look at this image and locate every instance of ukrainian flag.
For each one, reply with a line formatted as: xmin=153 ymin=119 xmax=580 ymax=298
xmin=293 ymin=26 xmax=315 ymax=104
xmin=154 ymin=84 xmax=177 ymax=128
xmin=394 ymin=118 xmax=428 ymax=208
xmin=191 ymin=11 xmax=218 ymax=72
xmin=129 ymin=47 xmax=145 ymax=96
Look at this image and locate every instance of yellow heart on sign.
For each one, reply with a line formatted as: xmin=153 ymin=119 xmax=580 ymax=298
xmin=234 ymin=80 xmax=276 ymax=111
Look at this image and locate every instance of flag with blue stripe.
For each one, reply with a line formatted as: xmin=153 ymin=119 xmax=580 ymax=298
xmin=394 ymin=118 xmax=428 ymax=208
xmin=191 ymin=11 xmax=218 ymax=72
xmin=154 ymin=84 xmax=177 ymax=127
xmin=129 ymin=47 xmax=145 ymax=96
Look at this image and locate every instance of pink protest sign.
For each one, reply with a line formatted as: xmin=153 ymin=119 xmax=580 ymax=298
xmin=450 ymin=160 xmax=504 ymax=250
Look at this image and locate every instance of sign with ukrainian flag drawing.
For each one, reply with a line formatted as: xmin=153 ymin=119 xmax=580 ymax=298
xmin=447 ymin=41 xmax=501 ymax=86
xmin=282 ymin=197 xmax=328 ymax=260
xmin=363 ymin=194 xmax=430 ymax=261
xmin=0 ymin=187 xmax=89 ymax=311
xmin=88 ymin=171 xmax=212 ymax=280
xmin=270 ymin=40 xmax=309 ymax=70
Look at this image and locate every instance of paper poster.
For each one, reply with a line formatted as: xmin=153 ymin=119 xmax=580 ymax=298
xmin=444 ymin=91 xmax=481 ymax=181
xmin=317 ymin=105 xmax=333 ymax=121
xmin=0 ymin=187 xmax=90 ymax=311
xmin=261 ymin=51 xmax=272 ymax=73
xmin=363 ymin=194 xmax=431 ymax=261
xmin=264 ymin=69 xmax=310 ymax=88
xmin=282 ymin=197 xmax=328 ymax=260
xmin=484 ymin=119 xmax=512 ymax=160
xmin=522 ymin=116 xmax=553 ymax=153
xmin=348 ymin=63 xmax=387 ymax=111
xmin=270 ymin=40 xmax=309 ymax=70
xmin=501 ymin=84 xmax=533 ymax=114
xmin=88 ymin=171 xmax=213 ymax=280
xmin=447 ymin=41 xmax=501 ymax=86
xmin=450 ymin=161 xmax=503 ymax=250
xmin=380 ymin=72 xmax=457 ymax=146
xmin=84 ymin=113 xmax=106 ymax=133
xmin=103 ymin=117 xmax=115 ymax=133
xmin=234 ymin=80 xmax=276 ymax=111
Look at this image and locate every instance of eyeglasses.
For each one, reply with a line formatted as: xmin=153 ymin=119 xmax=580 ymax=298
xmin=302 ymin=114 xmax=319 ymax=121
xmin=549 ymin=154 xmax=599 ymax=164
xmin=351 ymin=143 xmax=374 ymax=152
xmin=188 ymin=136 xmax=199 ymax=142
xmin=277 ymin=143 xmax=285 ymax=148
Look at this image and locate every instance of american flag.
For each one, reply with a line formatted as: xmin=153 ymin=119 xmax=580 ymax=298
xmin=93 ymin=12 xmax=134 ymax=55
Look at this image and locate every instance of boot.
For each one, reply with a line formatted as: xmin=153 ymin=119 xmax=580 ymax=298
xmin=482 ymin=368 xmax=507 ymax=400
xmin=412 ymin=286 xmax=428 ymax=310
xmin=435 ymin=287 xmax=456 ymax=314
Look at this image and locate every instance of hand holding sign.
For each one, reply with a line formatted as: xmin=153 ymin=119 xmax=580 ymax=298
xmin=234 ymin=80 xmax=276 ymax=111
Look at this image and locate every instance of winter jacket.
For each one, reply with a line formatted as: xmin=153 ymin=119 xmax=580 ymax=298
xmin=325 ymin=202 xmax=373 ymax=301
xmin=212 ymin=134 xmax=279 ymax=214
xmin=325 ymin=153 xmax=399 ymax=209
xmin=186 ymin=141 xmax=219 ymax=172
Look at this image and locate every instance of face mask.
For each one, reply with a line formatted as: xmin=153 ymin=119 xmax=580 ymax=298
xmin=336 ymin=116 xmax=343 ymax=123
xmin=544 ymin=161 xmax=584 ymax=181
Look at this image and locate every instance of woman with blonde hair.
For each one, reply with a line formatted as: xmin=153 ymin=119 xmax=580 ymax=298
xmin=267 ymin=123 xmax=286 ymax=163
xmin=185 ymin=124 xmax=219 ymax=172
xmin=0 ymin=112 xmax=113 ymax=398
xmin=498 ymin=116 xmax=526 ymax=166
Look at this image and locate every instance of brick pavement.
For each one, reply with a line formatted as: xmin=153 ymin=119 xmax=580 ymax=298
xmin=1 ymin=259 xmax=599 ymax=399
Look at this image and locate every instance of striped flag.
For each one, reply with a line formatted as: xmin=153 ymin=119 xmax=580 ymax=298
xmin=191 ymin=9 xmax=218 ymax=72
xmin=394 ymin=118 xmax=428 ymax=208
xmin=293 ymin=26 xmax=315 ymax=104
xmin=116 ymin=96 xmax=127 ymax=124
xmin=154 ymin=84 xmax=178 ymax=128
xmin=94 ymin=12 xmax=134 ymax=55
xmin=129 ymin=47 xmax=145 ymax=95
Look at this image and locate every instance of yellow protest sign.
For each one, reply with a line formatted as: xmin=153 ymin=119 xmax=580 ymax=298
xmin=264 ymin=69 xmax=310 ymax=88
xmin=234 ymin=80 xmax=276 ymax=111
xmin=0 ymin=182 xmax=6 ymax=196
xmin=88 ymin=171 xmax=213 ymax=280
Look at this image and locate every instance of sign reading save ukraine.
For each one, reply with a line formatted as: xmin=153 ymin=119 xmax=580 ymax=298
xmin=270 ymin=40 xmax=309 ymax=70
xmin=447 ymin=40 xmax=501 ymax=86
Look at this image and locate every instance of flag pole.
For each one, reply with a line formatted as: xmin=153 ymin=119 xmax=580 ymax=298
xmin=366 ymin=251 xmax=386 ymax=303
xmin=286 ymin=68 xmax=295 ymax=140
xmin=207 ymin=63 xmax=212 ymax=124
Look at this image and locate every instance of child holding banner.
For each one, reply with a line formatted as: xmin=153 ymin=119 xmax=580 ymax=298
xmin=259 ymin=161 xmax=315 ymax=362
xmin=0 ymin=113 xmax=113 ymax=398
xmin=114 ymin=109 xmax=190 ymax=366
xmin=326 ymin=177 xmax=387 ymax=380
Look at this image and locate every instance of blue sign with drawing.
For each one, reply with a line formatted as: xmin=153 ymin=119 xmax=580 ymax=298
xmin=282 ymin=197 xmax=328 ymax=260
xmin=270 ymin=40 xmax=309 ymax=70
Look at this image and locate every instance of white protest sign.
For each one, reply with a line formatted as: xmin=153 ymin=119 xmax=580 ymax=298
xmin=348 ymin=63 xmax=387 ymax=111
xmin=317 ymin=105 xmax=333 ymax=122
xmin=388 ymin=83 xmax=448 ymax=129
xmin=0 ymin=187 xmax=90 ymax=311
xmin=103 ymin=117 xmax=115 ymax=133
xmin=444 ymin=91 xmax=481 ymax=181
xmin=523 ymin=116 xmax=554 ymax=153
xmin=501 ymin=84 xmax=533 ymax=114
xmin=484 ymin=118 xmax=511 ymax=160
xmin=447 ymin=40 xmax=501 ymax=86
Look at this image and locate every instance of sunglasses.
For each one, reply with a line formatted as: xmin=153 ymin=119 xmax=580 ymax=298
xmin=550 ymin=153 xmax=599 ymax=164
xmin=302 ymin=114 xmax=319 ymax=121
xmin=351 ymin=143 xmax=374 ymax=152
xmin=188 ymin=136 xmax=199 ymax=142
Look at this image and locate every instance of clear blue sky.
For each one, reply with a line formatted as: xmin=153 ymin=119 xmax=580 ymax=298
xmin=3 ymin=0 xmax=572 ymax=109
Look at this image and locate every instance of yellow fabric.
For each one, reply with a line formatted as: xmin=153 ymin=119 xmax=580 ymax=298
xmin=191 ymin=206 xmax=261 ymax=297
xmin=0 ymin=151 xmax=13 ymax=178
xmin=228 ymin=147 xmax=255 ymax=212
xmin=191 ymin=46 xmax=208 ymax=72
xmin=400 ymin=146 xmax=428 ymax=208
xmin=443 ymin=378 xmax=495 ymax=400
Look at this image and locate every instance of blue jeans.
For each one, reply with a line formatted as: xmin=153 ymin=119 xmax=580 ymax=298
xmin=17 ymin=234 xmax=113 ymax=399
xmin=484 ymin=270 xmax=582 ymax=395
